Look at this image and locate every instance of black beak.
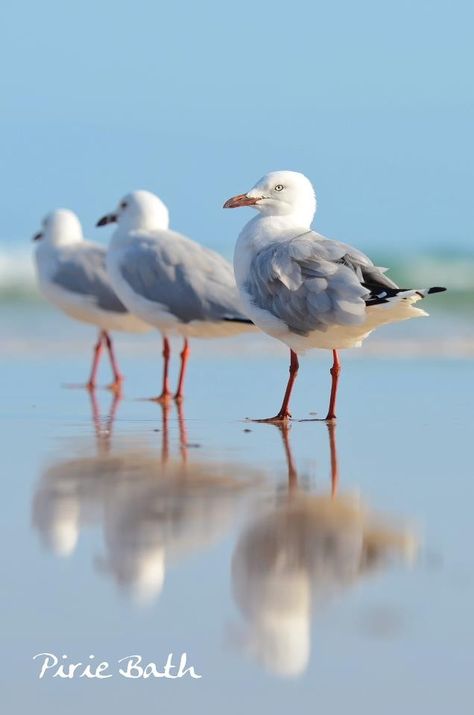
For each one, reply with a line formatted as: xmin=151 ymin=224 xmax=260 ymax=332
xmin=96 ymin=213 xmax=117 ymax=227
xmin=32 ymin=232 xmax=43 ymax=241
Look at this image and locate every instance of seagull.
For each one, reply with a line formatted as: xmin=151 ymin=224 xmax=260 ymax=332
xmin=33 ymin=209 xmax=151 ymax=392
xmin=224 ymin=170 xmax=446 ymax=421
xmin=97 ymin=190 xmax=253 ymax=401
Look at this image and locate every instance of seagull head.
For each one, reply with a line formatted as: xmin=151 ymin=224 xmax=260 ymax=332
xmin=96 ymin=190 xmax=170 ymax=233
xmin=223 ymin=171 xmax=317 ymax=227
xmin=32 ymin=209 xmax=83 ymax=245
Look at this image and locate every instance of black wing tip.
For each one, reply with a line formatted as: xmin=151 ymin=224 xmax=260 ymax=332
xmin=427 ymin=286 xmax=447 ymax=295
xmin=223 ymin=317 xmax=254 ymax=325
xmin=365 ymin=285 xmax=447 ymax=306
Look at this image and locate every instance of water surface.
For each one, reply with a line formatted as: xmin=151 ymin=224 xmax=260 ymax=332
xmin=2 ymin=342 xmax=473 ymax=713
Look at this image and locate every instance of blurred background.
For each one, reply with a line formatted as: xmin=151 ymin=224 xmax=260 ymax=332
xmin=0 ymin=0 xmax=473 ymax=354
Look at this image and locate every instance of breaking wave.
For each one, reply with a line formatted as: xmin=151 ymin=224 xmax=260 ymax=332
xmin=0 ymin=246 xmax=39 ymax=301
xmin=1 ymin=243 xmax=473 ymax=308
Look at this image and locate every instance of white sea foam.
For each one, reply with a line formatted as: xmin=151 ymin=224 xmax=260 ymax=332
xmin=0 ymin=243 xmax=473 ymax=303
xmin=397 ymin=255 xmax=474 ymax=292
xmin=0 ymin=245 xmax=39 ymax=300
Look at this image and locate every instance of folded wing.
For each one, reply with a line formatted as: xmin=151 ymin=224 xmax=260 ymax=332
xmin=246 ymin=231 xmax=400 ymax=336
xmin=53 ymin=245 xmax=128 ymax=314
xmin=120 ymin=231 xmax=248 ymax=323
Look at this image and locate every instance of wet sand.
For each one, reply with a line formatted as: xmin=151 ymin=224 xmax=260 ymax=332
xmin=1 ymin=325 xmax=473 ymax=714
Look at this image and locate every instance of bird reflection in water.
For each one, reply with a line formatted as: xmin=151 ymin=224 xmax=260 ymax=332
xmin=32 ymin=391 xmax=121 ymax=557
xmin=231 ymin=423 xmax=417 ymax=678
xmin=32 ymin=395 xmax=261 ymax=604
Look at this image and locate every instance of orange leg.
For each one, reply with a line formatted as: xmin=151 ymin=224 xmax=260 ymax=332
xmin=152 ymin=337 xmax=172 ymax=402
xmin=174 ymin=338 xmax=190 ymax=402
xmin=257 ymin=350 xmax=299 ymax=422
xmin=86 ymin=331 xmax=105 ymax=390
xmin=103 ymin=331 xmax=123 ymax=394
xmin=325 ymin=350 xmax=341 ymax=421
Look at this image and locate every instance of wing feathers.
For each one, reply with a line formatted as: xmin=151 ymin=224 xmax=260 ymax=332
xmin=53 ymin=246 xmax=128 ymax=314
xmin=120 ymin=233 xmax=246 ymax=323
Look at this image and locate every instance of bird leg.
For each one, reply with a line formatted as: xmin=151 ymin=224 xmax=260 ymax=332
xmin=103 ymin=331 xmax=124 ymax=394
xmin=257 ymin=350 xmax=299 ymax=422
xmin=86 ymin=331 xmax=105 ymax=390
xmin=174 ymin=338 xmax=190 ymax=402
xmin=325 ymin=349 xmax=341 ymax=421
xmin=151 ymin=337 xmax=172 ymax=402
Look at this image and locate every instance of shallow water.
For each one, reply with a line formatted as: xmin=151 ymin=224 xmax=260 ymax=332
xmin=2 ymin=332 xmax=473 ymax=713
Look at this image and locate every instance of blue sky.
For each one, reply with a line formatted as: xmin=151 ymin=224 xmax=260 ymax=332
xmin=1 ymin=0 xmax=473 ymax=254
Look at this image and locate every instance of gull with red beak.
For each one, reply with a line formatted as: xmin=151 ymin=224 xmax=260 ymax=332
xmin=98 ymin=189 xmax=253 ymax=402
xmin=33 ymin=209 xmax=151 ymax=392
xmin=224 ymin=170 xmax=446 ymax=421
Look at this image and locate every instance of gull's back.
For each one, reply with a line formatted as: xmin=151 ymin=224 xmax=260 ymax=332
xmin=108 ymin=227 xmax=252 ymax=336
xmin=36 ymin=240 xmax=150 ymax=332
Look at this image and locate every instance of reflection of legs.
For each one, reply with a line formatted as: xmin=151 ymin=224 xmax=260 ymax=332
xmin=270 ymin=419 xmax=339 ymax=496
xmin=106 ymin=391 xmax=122 ymax=435
xmin=327 ymin=421 xmax=339 ymax=496
xmin=103 ymin=331 xmax=123 ymax=393
xmin=160 ymin=401 xmax=171 ymax=464
xmin=176 ymin=399 xmax=189 ymax=463
xmin=277 ymin=423 xmax=298 ymax=492
xmin=89 ymin=387 xmax=101 ymax=436
xmin=325 ymin=350 xmax=341 ymax=421
xmin=174 ymin=338 xmax=190 ymax=402
xmin=88 ymin=387 xmax=122 ymax=454
xmin=157 ymin=400 xmax=188 ymax=465
xmin=258 ymin=350 xmax=299 ymax=422
xmin=152 ymin=337 xmax=172 ymax=402
xmin=87 ymin=331 xmax=105 ymax=390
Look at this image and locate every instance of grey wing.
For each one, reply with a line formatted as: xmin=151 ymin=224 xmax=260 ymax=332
xmin=53 ymin=246 xmax=128 ymax=313
xmin=120 ymin=234 xmax=248 ymax=323
xmin=246 ymin=231 xmax=399 ymax=335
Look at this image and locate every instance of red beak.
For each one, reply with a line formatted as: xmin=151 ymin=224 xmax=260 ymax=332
xmin=223 ymin=193 xmax=259 ymax=209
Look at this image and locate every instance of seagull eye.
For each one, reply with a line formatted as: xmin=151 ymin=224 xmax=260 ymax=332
xmin=274 ymin=184 xmax=284 ymax=192
xmin=120 ymin=201 xmax=128 ymax=209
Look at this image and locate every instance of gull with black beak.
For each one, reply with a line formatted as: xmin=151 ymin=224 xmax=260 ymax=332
xmin=224 ymin=171 xmax=446 ymax=421
xmin=33 ymin=209 xmax=151 ymax=391
xmin=97 ymin=190 xmax=253 ymax=401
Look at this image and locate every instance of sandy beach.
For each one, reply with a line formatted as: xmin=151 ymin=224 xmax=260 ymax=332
xmin=2 ymin=304 xmax=473 ymax=714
